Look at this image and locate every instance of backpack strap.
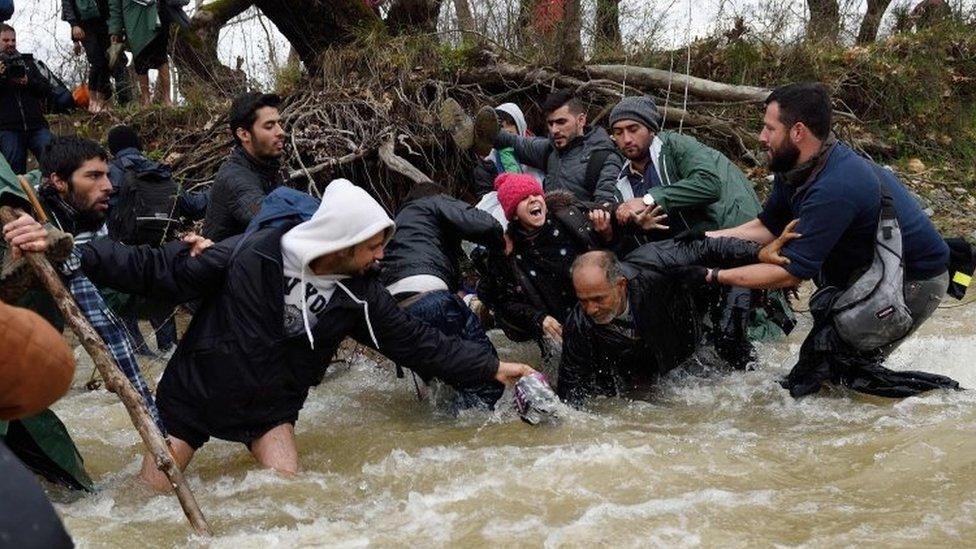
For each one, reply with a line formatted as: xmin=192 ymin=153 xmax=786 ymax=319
xmin=874 ymin=169 xmax=898 ymax=240
xmin=584 ymin=149 xmax=612 ymax=195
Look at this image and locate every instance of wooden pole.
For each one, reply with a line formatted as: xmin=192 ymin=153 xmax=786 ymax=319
xmin=0 ymin=206 xmax=212 ymax=536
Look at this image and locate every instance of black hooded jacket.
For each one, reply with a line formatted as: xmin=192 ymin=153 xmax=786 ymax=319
xmin=557 ymin=237 xmax=762 ymax=406
xmin=79 ymin=223 xmax=499 ymax=443
xmin=379 ymin=194 xmax=504 ymax=292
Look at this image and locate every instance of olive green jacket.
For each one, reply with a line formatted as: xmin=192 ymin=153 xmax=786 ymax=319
xmin=615 ymin=130 xmax=762 ymax=232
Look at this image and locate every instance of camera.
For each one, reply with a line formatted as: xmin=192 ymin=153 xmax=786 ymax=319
xmin=0 ymin=51 xmax=27 ymax=79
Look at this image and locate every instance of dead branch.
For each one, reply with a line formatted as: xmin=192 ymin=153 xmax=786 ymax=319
xmin=379 ymin=134 xmax=434 ymax=184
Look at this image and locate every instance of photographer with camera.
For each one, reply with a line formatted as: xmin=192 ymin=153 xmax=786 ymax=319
xmin=0 ymin=24 xmax=53 ymax=174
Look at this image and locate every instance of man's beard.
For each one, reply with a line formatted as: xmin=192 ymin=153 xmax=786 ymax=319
xmin=624 ymin=146 xmax=650 ymax=162
xmin=767 ymin=139 xmax=801 ymax=173
xmin=67 ymin=191 xmax=106 ymax=227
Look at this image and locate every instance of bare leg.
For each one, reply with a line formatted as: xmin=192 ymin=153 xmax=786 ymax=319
xmin=88 ymin=91 xmax=107 ymax=113
xmin=249 ymin=423 xmax=298 ymax=474
xmin=137 ymin=73 xmax=151 ymax=106
xmin=155 ymin=62 xmax=172 ymax=106
xmin=139 ymin=436 xmax=195 ymax=491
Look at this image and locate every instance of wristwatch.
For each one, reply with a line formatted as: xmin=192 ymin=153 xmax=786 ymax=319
xmin=642 ymin=193 xmax=655 ymax=207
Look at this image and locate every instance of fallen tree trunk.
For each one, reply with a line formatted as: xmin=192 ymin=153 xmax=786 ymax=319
xmin=584 ymin=64 xmax=771 ymax=102
xmin=0 ymin=206 xmax=212 ymax=537
xmin=459 ymin=62 xmax=758 ymax=143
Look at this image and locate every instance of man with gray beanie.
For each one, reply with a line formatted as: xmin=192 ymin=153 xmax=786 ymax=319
xmin=609 ymin=95 xmax=794 ymax=369
xmin=609 ymin=95 xmax=762 ymax=237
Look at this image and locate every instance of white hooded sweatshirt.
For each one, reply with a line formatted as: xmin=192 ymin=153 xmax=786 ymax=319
xmin=280 ymin=179 xmax=395 ymax=348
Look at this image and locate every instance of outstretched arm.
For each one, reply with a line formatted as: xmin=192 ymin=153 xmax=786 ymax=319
xmin=494 ymin=131 xmax=553 ymax=171
xmin=436 ymin=196 xmax=505 ymax=250
xmin=79 ymin=235 xmax=233 ymax=303
xmin=354 ymin=282 xmax=534 ymax=389
xmin=706 ymin=218 xmax=776 ymax=244
xmin=713 ymin=263 xmax=802 ymax=289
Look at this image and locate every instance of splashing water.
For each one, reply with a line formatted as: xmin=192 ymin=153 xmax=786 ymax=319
xmin=51 ymin=302 xmax=976 ymax=547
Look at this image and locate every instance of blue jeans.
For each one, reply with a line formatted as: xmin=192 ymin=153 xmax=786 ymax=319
xmin=401 ymin=290 xmax=504 ymax=410
xmin=0 ymin=127 xmax=53 ymax=174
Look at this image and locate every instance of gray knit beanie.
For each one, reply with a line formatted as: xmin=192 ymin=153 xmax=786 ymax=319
xmin=608 ymin=96 xmax=662 ymax=132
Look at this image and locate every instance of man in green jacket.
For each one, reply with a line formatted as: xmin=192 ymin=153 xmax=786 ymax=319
xmin=0 ymin=154 xmax=94 ymax=493
xmin=607 ymin=95 xmax=794 ymax=367
xmin=108 ymin=0 xmax=172 ymax=106
xmin=610 ymin=95 xmax=761 ymax=234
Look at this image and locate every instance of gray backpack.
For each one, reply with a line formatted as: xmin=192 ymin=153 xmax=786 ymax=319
xmin=831 ymin=180 xmax=913 ymax=350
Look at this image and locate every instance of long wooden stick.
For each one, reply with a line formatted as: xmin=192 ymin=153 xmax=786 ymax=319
xmin=0 ymin=206 xmax=212 ymax=536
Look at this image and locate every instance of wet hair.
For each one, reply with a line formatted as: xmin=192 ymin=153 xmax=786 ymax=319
xmin=542 ymin=89 xmax=584 ymax=117
xmin=40 ymin=136 xmax=107 ymax=182
xmin=571 ymin=250 xmax=624 ymax=284
xmin=229 ymin=92 xmax=281 ymax=145
xmin=765 ymin=82 xmax=832 ymax=141
xmin=403 ymin=182 xmax=446 ymax=205
xmin=106 ymin=125 xmax=142 ymax=155
xmin=0 ymin=24 xmax=14 ymax=34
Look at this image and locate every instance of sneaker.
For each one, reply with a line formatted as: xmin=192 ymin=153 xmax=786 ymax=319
xmin=439 ymin=98 xmax=474 ymax=150
xmin=472 ymin=106 xmax=499 ymax=158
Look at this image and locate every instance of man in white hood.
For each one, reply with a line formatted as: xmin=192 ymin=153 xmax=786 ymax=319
xmin=57 ymin=178 xmax=536 ymax=488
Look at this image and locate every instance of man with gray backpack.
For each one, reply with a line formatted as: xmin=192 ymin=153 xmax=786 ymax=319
xmin=690 ymin=82 xmax=962 ymax=398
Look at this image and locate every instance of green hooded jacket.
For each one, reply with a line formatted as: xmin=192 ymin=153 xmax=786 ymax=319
xmin=108 ymin=0 xmax=162 ymax=59
xmin=615 ymin=130 xmax=762 ymax=232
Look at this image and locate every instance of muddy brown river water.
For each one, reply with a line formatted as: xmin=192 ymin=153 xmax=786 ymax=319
xmin=49 ymin=298 xmax=976 ymax=547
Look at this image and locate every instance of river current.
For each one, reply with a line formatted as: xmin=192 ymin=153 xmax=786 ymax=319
xmin=50 ymin=298 xmax=976 ymax=547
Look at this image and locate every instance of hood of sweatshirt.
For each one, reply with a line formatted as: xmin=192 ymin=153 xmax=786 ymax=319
xmin=495 ymin=102 xmax=528 ymax=137
xmin=279 ymin=179 xmax=396 ymax=348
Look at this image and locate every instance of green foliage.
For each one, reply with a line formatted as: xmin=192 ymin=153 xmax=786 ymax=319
xmin=273 ymin=59 xmax=304 ymax=96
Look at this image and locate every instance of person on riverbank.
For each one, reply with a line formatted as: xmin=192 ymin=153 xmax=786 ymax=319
xmin=700 ymin=82 xmax=957 ymax=398
xmin=108 ymin=0 xmax=174 ymax=105
xmin=202 ymin=92 xmax=285 ymax=242
xmin=42 ymin=178 xmax=535 ymax=489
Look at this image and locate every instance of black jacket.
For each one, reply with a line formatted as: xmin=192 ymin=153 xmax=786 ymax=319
xmin=79 ymin=223 xmax=499 ymax=443
xmin=380 ymin=194 xmax=504 ymax=293
xmin=472 ymin=159 xmax=497 ymax=198
xmin=201 ymin=146 xmax=283 ymax=242
xmin=0 ymin=54 xmax=51 ymax=132
xmin=557 ymin=237 xmax=761 ymax=406
xmin=477 ymin=192 xmax=607 ymax=339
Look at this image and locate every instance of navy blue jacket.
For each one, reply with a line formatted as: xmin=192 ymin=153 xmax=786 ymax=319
xmin=759 ymin=142 xmax=948 ymax=287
